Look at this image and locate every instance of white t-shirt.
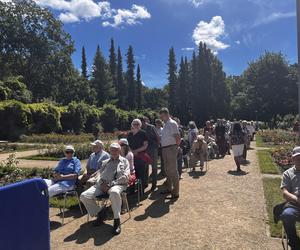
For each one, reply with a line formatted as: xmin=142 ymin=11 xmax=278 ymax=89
xmin=161 ymin=118 xmax=180 ymax=147
xmin=126 ymin=151 xmax=135 ymax=173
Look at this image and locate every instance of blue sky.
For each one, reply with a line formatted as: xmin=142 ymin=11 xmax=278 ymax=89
xmin=25 ymin=0 xmax=298 ymax=88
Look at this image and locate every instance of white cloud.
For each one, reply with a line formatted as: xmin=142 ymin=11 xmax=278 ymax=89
xmin=102 ymin=4 xmax=151 ymax=28
xmin=23 ymin=0 xmax=150 ymax=27
xmin=59 ymin=12 xmax=80 ymax=23
xmin=253 ymin=11 xmax=295 ymax=27
xmin=181 ymin=47 xmax=195 ymax=51
xmin=234 ymin=40 xmax=241 ymax=45
xmin=192 ymin=16 xmax=229 ymax=52
xmin=189 ymin=0 xmax=205 ymax=7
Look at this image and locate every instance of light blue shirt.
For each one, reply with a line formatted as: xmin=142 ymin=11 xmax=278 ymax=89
xmin=86 ymin=150 xmax=110 ymax=174
xmin=54 ymin=157 xmax=81 ymax=187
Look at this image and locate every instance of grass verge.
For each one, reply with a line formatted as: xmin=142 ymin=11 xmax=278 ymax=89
xmin=20 ymin=155 xmax=59 ymax=161
xmin=257 ymin=150 xmax=279 ymax=174
xmin=49 ymin=196 xmax=79 ymax=209
xmin=262 ymin=177 xmax=284 ymax=237
xmin=256 ymin=135 xmax=273 ymax=148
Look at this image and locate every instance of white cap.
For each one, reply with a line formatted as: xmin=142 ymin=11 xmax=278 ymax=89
xmin=110 ymin=142 xmax=121 ymax=149
xmin=292 ymin=146 xmax=300 ymax=157
xmin=119 ymin=138 xmax=129 ymax=146
xmin=90 ymin=139 xmax=104 ymax=147
xmin=65 ymin=145 xmax=75 ymax=152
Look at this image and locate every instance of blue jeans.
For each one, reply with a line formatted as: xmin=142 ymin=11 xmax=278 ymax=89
xmin=281 ymin=207 xmax=300 ymax=248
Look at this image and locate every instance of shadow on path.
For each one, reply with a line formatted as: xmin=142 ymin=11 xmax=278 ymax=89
xmin=188 ymin=171 xmax=207 ymax=179
xmin=134 ymin=196 xmax=172 ymax=221
xmin=227 ymin=170 xmax=249 ymax=176
xmin=64 ymin=221 xmax=114 ymax=246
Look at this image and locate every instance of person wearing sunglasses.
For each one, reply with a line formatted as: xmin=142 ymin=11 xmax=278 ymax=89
xmin=43 ymin=145 xmax=81 ymax=197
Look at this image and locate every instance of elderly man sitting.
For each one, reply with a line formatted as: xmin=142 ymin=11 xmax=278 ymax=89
xmin=189 ymin=135 xmax=208 ymax=171
xmin=78 ymin=140 xmax=109 ymax=187
xmin=44 ymin=145 xmax=81 ymax=197
xmin=280 ymin=146 xmax=300 ymax=250
xmin=80 ymin=143 xmax=130 ymax=235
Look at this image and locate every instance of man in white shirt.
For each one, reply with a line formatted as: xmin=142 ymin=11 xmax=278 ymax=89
xmin=159 ymin=108 xmax=181 ymax=200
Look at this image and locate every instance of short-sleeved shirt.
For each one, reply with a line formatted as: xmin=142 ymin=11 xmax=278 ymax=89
xmin=54 ymin=157 xmax=81 ymax=187
xmin=281 ymin=166 xmax=300 ymax=196
xmin=127 ymin=130 xmax=148 ymax=151
xmin=161 ymin=118 xmax=180 ymax=147
xmin=86 ymin=150 xmax=110 ymax=174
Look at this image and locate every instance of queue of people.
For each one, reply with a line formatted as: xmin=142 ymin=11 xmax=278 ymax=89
xmin=44 ymin=110 xmax=257 ymax=236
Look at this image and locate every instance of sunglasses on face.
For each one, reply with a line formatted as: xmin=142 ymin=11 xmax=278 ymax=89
xmin=65 ymin=151 xmax=74 ymax=154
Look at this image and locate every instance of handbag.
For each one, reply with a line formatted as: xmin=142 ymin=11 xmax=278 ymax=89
xmin=137 ymin=151 xmax=153 ymax=165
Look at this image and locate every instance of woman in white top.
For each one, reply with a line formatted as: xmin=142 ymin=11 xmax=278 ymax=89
xmin=119 ymin=138 xmax=136 ymax=188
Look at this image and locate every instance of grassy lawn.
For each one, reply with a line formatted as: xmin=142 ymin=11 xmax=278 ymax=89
xmin=256 ymin=135 xmax=273 ymax=148
xmin=50 ymin=196 xmax=79 ymax=209
xmin=257 ymin=150 xmax=279 ymax=174
xmin=20 ymin=155 xmax=59 ymax=161
xmin=262 ymin=177 xmax=284 ymax=237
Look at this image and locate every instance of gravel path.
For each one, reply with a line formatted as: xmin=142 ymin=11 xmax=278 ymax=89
xmin=0 ymin=149 xmax=45 ymax=161
xmin=50 ymin=143 xmax=281 ymax=249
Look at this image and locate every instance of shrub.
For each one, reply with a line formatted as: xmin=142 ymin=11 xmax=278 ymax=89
xmin=27 ymin=103 xmax=62 ymax=133
xmin=0 ymin=100 xmax=31 ymax=140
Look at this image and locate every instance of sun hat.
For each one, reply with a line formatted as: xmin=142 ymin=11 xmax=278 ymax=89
xmin=65 ymin=145 xmax=75 ymax=152
xmin=110 ymin=142 xmax=121 ymax=149
xmin=119 ymin=138 xmax=129 ymax=146
xmin=292 ymin=146 xmax=300 ymax=157
xmin=90 ymin=139 xmax=104 ymax=147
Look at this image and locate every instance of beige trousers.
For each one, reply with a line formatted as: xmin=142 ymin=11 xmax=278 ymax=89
xmin=162 ymin=145 xmax=179 ymax=196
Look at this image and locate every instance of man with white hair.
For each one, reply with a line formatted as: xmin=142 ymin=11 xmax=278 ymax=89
xmin=189 ymin=135 xmax=208 ymax=171
xmin=280 ymin=146 xmax=300 ymax=250
xmin=78 ymin=140 xmax=109 ymax=187
xmin=80 ymin=143 xmax=130 ymax=235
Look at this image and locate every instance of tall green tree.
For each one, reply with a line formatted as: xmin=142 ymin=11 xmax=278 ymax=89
xmin=167 ymin=47 xmax=178 ymax=114
xmin=90 ymin=45 xmax=115 ymax=106
xmin=0 ymin=0 xmax=75 ymax=101
xmin=136 ymin=64 xmax=143 ymax=110
xmin=126 ymin=46 xmax=136 ymax=109
xmin=177 ymin=57 xmax=190 ymax=123
xmin=109 ymin=38 xmax=118 ymax=92
xmin=81 ymin=46 xmax=88 ymax=80
xmin=117 ymin=47 xmax=127 ymax=109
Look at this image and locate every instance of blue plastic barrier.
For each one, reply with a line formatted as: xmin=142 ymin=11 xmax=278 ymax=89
xmin=0 ymin=178 xmax=50 ymax=250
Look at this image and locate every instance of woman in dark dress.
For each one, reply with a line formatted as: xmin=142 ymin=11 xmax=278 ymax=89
xmin=127 ymin=119 xmax=149 ymax=193
xmin=230 ymin=122 xmax=245 ymax=172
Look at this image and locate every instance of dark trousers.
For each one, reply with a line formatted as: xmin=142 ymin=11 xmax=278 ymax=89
xmin=134 ymin=158 xmax=148 ymax=192
xmin=177 ymin=148 xmax=183 ymax=176
xmin=242 ymin=144 xmax=247 ymax=160
xmin=281 ymin=207 xmax=300 ymax=248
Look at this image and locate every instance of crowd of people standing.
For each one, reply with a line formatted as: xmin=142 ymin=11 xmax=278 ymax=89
xmin=44 ymin=107 xmax=258 ymax=236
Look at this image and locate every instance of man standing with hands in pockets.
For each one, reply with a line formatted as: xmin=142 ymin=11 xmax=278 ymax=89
xmin=159 ymin=108 xmax=181 ymax=200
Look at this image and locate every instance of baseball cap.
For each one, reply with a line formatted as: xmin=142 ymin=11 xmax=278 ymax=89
xmin=119 ymin=138 xmax=129 ymax=146
xmin=90 ymin=140 xmax=104 ymax=147
xmin=292 ymin=146 xmax=300 ymax=157
xmin=65 ymin=145 xmax=75 ymax=152
xmin=110 ymin=142 xmax=121 ymax=149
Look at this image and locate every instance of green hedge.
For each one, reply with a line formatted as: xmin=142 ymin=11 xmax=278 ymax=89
xmin=0 ymin=100 xmax=159 ymax=140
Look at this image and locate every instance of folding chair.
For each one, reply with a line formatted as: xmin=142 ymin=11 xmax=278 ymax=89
xmin=273 ymin=203 xmax=289 ymax=250
xmin=53 ymin=189 xmax=83 ymax=225
xmin=87 ymin=191 xmax=131 ymax=222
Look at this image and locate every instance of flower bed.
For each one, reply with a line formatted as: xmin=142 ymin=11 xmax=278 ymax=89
xmin=257 ymin=130 xmax=297 ymax=146
xmin=271 ymin=145 xmax=295 ymax=172
xmin=0 ymin=154 xmax=52 ymax=187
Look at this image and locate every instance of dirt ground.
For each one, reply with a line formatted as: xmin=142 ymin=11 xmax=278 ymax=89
xmin=49 ymin=142 xmax=282 ymax=250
